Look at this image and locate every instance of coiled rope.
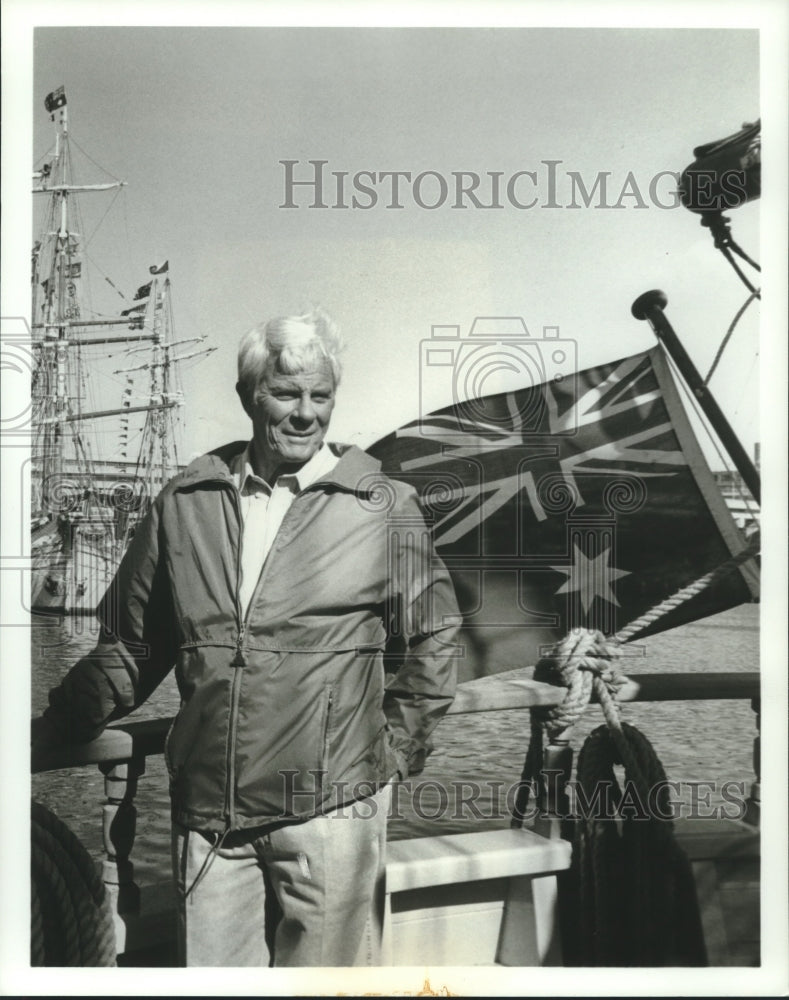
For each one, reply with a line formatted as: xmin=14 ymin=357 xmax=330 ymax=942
xmin=511 ymin=536 xmax=759 ymax=964
xmin=31 ymin=801 xmax=117 ymax=966
xmin=564 ymin=722 xmax=707 ymax=965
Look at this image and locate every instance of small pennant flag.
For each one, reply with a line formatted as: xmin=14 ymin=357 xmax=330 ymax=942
xmin=149 ymin=260 xmax=169 ymax=275
xmin=44 ymin=87 xmax=67 ymax=113
xmin=134 ymin=281 xmax=152 ymax=300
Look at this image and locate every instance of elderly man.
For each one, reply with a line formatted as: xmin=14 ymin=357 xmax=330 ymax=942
xmin=35 ymin=309 xmax=460 ymax=966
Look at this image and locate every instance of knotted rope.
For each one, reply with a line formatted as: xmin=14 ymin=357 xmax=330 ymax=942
xmin=512 ymin=628 xmax=630 ymax=823
xmin=31 ymin=801 xmax=117 ymax=967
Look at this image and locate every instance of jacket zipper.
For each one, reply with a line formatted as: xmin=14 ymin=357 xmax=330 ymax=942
xmin=221 ymin=476 xmax=334 ymax=826
xmin=224 ymin=484 xmax=246 ymax=828
xmin=222 ymin=478 xmax=310 ymax=825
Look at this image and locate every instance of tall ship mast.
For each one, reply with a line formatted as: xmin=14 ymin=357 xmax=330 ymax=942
xmin=31 ymin=87 xmax=215 ymax=614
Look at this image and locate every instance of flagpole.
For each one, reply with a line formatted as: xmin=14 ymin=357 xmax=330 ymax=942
xmin=631 ymin=289 xmax=761 ymax=505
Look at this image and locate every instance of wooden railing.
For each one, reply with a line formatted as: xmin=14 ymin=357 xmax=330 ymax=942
xmin=31 ymin=670 xmax=761 ymax=957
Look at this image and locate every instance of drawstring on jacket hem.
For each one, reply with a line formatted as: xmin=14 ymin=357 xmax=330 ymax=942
xmin=184 ymin=825 xmax=231 ymax=901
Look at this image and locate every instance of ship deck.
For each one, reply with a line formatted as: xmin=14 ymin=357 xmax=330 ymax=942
xmin=32 ymin=667 xmax=762 ymax=969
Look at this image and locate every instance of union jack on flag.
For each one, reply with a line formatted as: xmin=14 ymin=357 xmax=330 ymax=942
xmin=368 ymin=344 xmax=758 ymax=681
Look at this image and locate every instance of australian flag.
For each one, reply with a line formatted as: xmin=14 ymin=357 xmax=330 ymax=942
xmin=368 ymin=342 xmax=759 ymax=681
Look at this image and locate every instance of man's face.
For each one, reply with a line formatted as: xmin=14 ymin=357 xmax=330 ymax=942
xmin=244 ymin=357 xmax=336 ymax=471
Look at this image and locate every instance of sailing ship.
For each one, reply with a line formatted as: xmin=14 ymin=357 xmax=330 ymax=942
xmin=30 ymin=87 xmax=215 ymax=615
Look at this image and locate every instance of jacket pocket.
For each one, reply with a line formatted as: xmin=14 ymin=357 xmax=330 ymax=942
xmin=163 ymin=709 xmax=202 ymax=788
xmin=319 ymin=684 xmax=334 ymax=781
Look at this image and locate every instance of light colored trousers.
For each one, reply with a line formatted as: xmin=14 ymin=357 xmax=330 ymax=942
xmin=172 ymin=785 xmax=390 ymax=967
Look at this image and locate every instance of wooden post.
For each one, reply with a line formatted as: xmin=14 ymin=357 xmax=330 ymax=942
xmin=534 ymin=728 xmax=574 ymax=841
xmin=744 ymin=697 xmax=760 ymax=826
xmin=505 ymin=727 xmax=575 ymax=965
xmin=100 ymin=756 xmax=145 ymax=914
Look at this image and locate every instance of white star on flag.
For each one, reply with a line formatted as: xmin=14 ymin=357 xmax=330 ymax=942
xmin=552 ymin=543 xmax=631 ymax=613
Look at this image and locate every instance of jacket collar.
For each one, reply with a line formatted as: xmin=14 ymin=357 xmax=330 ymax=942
xmin=175 ymin=440 xmax=384 ymax=496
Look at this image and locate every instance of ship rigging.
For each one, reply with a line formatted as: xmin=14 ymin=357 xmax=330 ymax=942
xmin=31 ymin=87 xmax=215 ymax=614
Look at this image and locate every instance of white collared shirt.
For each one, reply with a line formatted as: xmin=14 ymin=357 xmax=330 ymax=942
xmin=234 ymin=442 xmax=339 ymax=618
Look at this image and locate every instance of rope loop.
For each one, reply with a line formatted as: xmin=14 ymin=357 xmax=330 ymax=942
xmin=533 ymin=627 xmax=626 ymax=740
xmin=565 ymin=723 xmax=708 ymax=966
xmin=510 ymin=629 xmax=628 ymax=824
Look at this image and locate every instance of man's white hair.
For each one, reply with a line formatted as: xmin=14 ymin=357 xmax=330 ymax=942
xmin=237 ymin=308 xmax=344 ymax=405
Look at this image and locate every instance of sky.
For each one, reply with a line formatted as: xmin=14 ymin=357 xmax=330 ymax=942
xmin=11 ymin=21 xmax=770 ymax=470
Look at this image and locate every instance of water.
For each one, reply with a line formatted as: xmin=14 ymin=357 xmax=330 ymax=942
xmin=32 ymin=604 xmax=759 ymax=885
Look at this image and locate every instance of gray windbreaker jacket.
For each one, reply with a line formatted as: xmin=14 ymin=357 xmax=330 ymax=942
xmin=45 ymin=442 xmax=460 ymax=833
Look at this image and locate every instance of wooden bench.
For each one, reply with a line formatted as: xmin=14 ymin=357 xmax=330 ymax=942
xmin=383 ymin=828 xmax=572 ymax=966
